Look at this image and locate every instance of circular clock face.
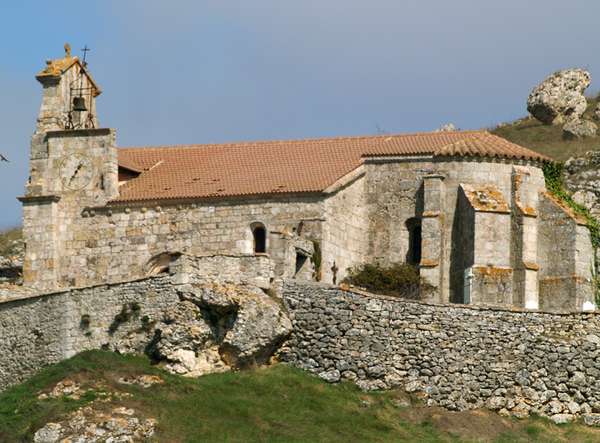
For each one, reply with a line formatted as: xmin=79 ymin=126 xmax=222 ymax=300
xmin=60 ymin=155 xmax=94 ymax=191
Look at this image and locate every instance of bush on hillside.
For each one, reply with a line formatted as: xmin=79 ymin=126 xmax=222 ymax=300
xmin=0 ymin=228 xmax=23 ymax=257
xmin=342 ymin=262 xmax=433 ymax=300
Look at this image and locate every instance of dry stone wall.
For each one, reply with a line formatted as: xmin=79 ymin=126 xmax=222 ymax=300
xmin=0 ymin=275 xmax=179 ymax=390
xmin=0 ymin=253 xmax=279 ymax=391
xmin=280 ymin=281 xmax=600 ymax=423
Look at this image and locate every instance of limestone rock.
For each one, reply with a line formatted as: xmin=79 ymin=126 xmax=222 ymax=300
xmin=527 ymin=69 xmax=591 ymax=125
xmin=550 ymin=413 xmax=574 ymax=424
xmin=165 ymin=346 xmax=229 ymax=377
xmin=33 ymin=423 xmax=62 ymax=443
xmin=144 ymin=283 xmax=293 ymax=376
xmin=319 ymin=369 xmax=341 ymax=383
xmin=563 ymin=118 xmax=597 ymax=139
xmin=34 ymin=404 xmax=156 ymax=442
xmin=435 ymin=123 xmax=457 ymax=132
xmin=154 ymin=301 xmax=214 ymax=359
xmin=37 ymin=379 xmax=84 ymax=400
xmin=218 ymin=285 xmax=293 ymax=367
xmin=594 ymin=103 xmax=600 ymax=121
xmin=486 ymin=396 xmax=506 ymax=410
xmin=117 ymin=374 xmax=164 ymax=388
xmin=584 ymin=413 xmax=600 ymax=426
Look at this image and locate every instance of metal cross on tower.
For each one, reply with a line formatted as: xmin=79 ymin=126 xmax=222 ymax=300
xmin=81 ymin=45 xmax=91 ymax=65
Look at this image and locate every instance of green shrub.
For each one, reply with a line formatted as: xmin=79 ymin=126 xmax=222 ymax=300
xmin=108 ymin=302 xmax=142 ymax=335
xmin=0 ymin=228 xmax=22 ymax=257
xmin=543 ymin=162 xmax=600 ymax=304
xmin=342 ymin=263 xmax=433 ymax=299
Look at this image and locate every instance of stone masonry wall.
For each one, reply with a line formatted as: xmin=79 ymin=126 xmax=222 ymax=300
xmin=538 ymin=193 xmax=594 ymax=312
xmin=171 ymin=253 xmax=274 ymax=289
xmin=0 ymin=253 xmax=272 ymax=391
xmin=52 ymin=196 xmax=323 ymax=289
xmin=364 ymin=158 xmax=433 ymax=265
xmin=0 ymin=275 xmax=179 ymax=391
xmin=321 ymin=174 xmax=369 ymax=284
xmin=436 ymin=159 xmax=546 ymax=303
xmin=281 ymin=280 xmax=600 ymax=422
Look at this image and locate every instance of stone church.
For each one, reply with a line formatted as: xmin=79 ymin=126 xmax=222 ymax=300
xmin=19 ymin=46 xmax=595 ymax=312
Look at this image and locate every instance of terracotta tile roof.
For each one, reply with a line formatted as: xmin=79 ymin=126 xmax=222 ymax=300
xmin=114 ymin=130 xmax=550 ymax=203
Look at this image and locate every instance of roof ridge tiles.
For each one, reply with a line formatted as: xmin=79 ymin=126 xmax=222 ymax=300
xmin=118 ymin=129 xmax=487 ymax=152
xmin=114 ymin=129 xmax=550 ymax=203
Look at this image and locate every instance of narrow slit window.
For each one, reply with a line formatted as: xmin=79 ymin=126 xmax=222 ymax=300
xmin=409 ymin=225 xmax=422 ymax=265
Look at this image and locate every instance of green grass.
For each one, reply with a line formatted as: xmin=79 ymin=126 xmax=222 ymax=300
xmin=491 ymin=95 xmax=600 ymax=162
xmin=2 ymin=351 xmax=600 ymax=442
xmin=0 ymin=227 xmax=22 ymax=257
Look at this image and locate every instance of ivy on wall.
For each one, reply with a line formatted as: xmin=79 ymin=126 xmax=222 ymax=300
xmin=542 ymin=162 xmax=600 ymax=248
xmin=543 ymin=162 xmax=600 ymax=304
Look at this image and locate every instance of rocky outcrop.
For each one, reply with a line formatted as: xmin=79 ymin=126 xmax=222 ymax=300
xmin=527 ymin=69 xmax=591 ymax=125
xmin=34 ymin=377 xmax=157 ymax=442
xmin=563 ymin=118 xmax=598 ymax=139
xmin=564 ymin=151 xmax=600 ymax=218
xmin=111 ymin=283 xmax=293 ymax=377
xmin=33 ymin=406 xmax=156 ymax=442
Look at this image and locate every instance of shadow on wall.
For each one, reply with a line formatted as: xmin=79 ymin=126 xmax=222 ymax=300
xmin=449 ymin=189 xmax=475 ymax=304
xmin=144 ymin=252 xmax=182 ymax=276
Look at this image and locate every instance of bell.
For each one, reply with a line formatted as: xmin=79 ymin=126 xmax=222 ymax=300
xmin=72 ymin=96 xmax=87 ymax=112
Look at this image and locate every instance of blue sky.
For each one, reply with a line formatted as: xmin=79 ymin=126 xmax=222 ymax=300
xmin=1 ymin=1 xmax=599 ymax=228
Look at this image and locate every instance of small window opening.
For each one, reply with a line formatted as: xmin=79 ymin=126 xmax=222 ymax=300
xmin=295 ymin=253 xmax=308 ymax=275
xmin=406 ymin=218 xmax=422 ymax=266
xmin=252 ymin=224 xmax=267 ymax=253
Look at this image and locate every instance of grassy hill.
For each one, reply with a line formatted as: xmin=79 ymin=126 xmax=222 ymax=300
xmin=0 ymin=227 xmax=21 ymax=258
xmin=1 ymin=351 xmax=600 ymax=442
xmin=492 ymin=95 xmax=600 ymax=162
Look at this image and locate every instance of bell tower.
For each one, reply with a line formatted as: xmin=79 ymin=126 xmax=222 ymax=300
xmin=19 ymin=44 xmax=119 ymax=290
xmin=35 ymin=43 xmax=100 ymax=133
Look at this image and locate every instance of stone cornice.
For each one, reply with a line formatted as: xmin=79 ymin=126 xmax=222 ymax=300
xmin=17 ymin=194 xmax=61 ymax=204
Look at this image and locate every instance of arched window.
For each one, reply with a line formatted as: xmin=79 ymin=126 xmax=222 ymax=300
xmin=252 ymin=223 xmax=267 ymax=253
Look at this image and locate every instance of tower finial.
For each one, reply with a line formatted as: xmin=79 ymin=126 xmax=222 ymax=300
xmin=64 ymin=43 xmax=71 ymax=58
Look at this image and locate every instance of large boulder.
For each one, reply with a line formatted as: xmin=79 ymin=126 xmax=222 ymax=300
xmin=219 ymin=285 xmax=293 ymax=367
xmin=563 ymin=118 xmax=598 ymax=139
xmin=110 ymin=283 xmax=293 ymax=377
xmin=527 ymin=69 xmax=591 ymax=125
xmin=181 ymin=283 xmax=293 ymax=368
